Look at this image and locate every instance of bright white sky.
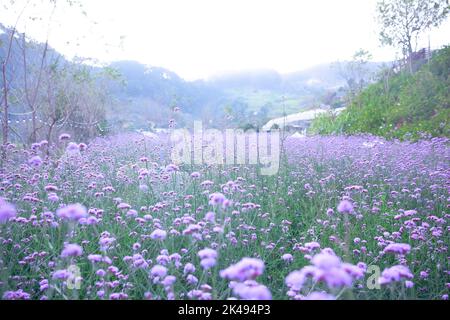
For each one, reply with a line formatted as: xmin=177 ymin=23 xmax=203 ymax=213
xmin=2 ymin=0 xmax=450 ymax=80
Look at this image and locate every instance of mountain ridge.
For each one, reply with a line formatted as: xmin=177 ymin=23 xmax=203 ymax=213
xmin=1 ymin=22 xmax=386 ymax=130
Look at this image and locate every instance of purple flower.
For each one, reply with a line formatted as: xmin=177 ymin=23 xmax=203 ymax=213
xmin=204 ymin=211 xmax=215 ymax=223
xmin=2 ymin=290 xmax=31 ymax=300
xmin=379 ymin=265 xmax=414 ymax=285
xmin=198 ymin=248 xmax=218 ymax=260
xmin=341 ymin=263 xmax=365 ymax=279
xmin=200 ymin=258 xmax=217 ymax=270
xmin=66 ymin=142 xmax=80 ymax=154
xmin=303 ymin=292 xmax=336 ymax=300
xmin=78 ymin=143 xmax=87 ymax=151
xmin=183 ymin=263 xmax=196 ymax=275
xmin=162 ymin=275 xmax=177 ymax=287
xmin=96 ymin=269 xmax=106 ymax=277
xmin=337 ymin=200 xmax=354 ymax=214
xmin=109 ymin=293 xmax=128 ymax=300
xmin=117 ymin=203 xmax=131 ymax=210
xmin=56 ymin=203 xmax=88 ymax=221
xmin=315 ymin=267 xmax=353 ymax=288
xmin=311 ymin=252 xmax=341 ymax=270
xmin=220 ymin=258 xmax=265 ymax=281
xmin=285 ymin=271 xmax=306 ymax=291
xmin=232 ymin=281 xmax=272 ymax=300
xmin=52 ymin=269 xmax=72 ymax=280
xmin=48 ymin=193 xmax=59 ymax=202
xmin=150 ymin=229 xmax=167 ymax=240
xmin=150 ymin=265 xmax=167 ymax=278
xmin=45 ymin=185 xmax=58 ymax=192
xmin=59 ymin=133 xmax=71 ymax=141
xmin=200 ymin=180 xmax=214 ymax=188
xmin=304 ymin=241 xmax=321 ymax=251
xmin=282 ymin=254 xmax=294 ymax=263
xmin=288 ymin=250 xmax=362 ymax=291
xmin=209 ymin=192 xmax=227 ymax=207
xmin=191 ymin=172 xmax=201 ymax=178
xmin=126 ymin=209 xmax=138 ymax=217
xmin=28 ymin=156 xmax=43 ymax=167
xmin=186 ymin=274 xmax=198 ymax=285
xmin=357 ymin=262 xmax=367 ymax=272
xmin=165 ymin=164 xmax=179 ymax=173
xmin=39 ymin=279 xmax=49 ymax=291
xmin=383 ymin=243 xmax=411 ymax=255
xmin=0 ymin=199 xmax=17 ymax=223
xmin=61 ymin=243 xmax=83 ymax=258
xmin=87 ymin=254 xmax=103 ymax=263
xmin=198 ymin=248 xmax=218 ymax=270
xmin=99 ymin=236 xmax=116 ymax=251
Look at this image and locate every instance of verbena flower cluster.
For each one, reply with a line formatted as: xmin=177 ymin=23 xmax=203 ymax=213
xmin=0 ymin=133 xmax=448 ymax=300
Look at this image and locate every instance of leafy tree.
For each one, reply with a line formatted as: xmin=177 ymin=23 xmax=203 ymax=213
xmin=376 ymin=0 xmax=450 ymax=73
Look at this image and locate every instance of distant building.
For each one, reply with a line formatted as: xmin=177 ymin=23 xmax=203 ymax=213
xmin=262 ymin=107 xmax=346 ymax=132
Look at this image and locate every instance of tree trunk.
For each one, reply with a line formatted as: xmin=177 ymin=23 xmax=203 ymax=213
xmin=46 ymin=121 xmax=55 ymax=157
xmin=1 ymin=62 xmax=9 ymax=164
xmin=31 ymin=110 xmax=37 ymax=143
xmin=407 ymin=41 xmax=414 ymax=75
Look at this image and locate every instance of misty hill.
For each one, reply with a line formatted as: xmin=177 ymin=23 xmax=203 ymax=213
xmin=209 ymin=69 xmax=283 ymax=90
xmin=209 ymin=65 xmax=344 ymax=91
xmin=209 ymin=62 xmax=383 ymax=92
xmin=106 ymin=60 xmax=227 ymax=129
xmin=205 ymin=62 xmax=384 ymax=119
xmin=1 ymin=22 xmax=386 ymax=131
xmin=106 ymin=62 xmax=357 ymax=129
xmin=109 ymin=60 xmax=223 ymax=110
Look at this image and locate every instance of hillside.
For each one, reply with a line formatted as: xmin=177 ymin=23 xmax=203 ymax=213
xmin=207 ymin=62 xmax=383 ymax=119
xmin=1 ymin=22 xmax=385 ymax=132
xmin=310 ymin=46 xmax=450 ymax=140
xmin=108 ymin=62 xmax=371 ymax=129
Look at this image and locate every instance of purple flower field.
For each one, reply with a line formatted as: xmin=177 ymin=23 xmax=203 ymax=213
xmin=0 ymin=133 xmax=449 ymax=300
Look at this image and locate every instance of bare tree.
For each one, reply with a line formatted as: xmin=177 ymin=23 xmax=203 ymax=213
xmin=335 ymin=49 xmax=373 ymax=106
xmin=41 ymin=58 xmax=79 ymax=150
xmin=37 ymin=55 xmax=115 ymax=149
xmin=1 ymin=0 xmax=32 ymax=164
xmin=1 ymin=0 xmax=114 ymax=152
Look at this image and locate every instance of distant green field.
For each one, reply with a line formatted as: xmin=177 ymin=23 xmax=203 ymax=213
xmin=225 ymin=89 xmax=318 ymax=117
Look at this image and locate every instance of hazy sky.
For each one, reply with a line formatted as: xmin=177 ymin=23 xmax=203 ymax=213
xmin=2 ymin=0 xmax=450 ymax=80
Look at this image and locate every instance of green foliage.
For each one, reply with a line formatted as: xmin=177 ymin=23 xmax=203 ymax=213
xmin=310 ymin=46 xmax=450 ymax=140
